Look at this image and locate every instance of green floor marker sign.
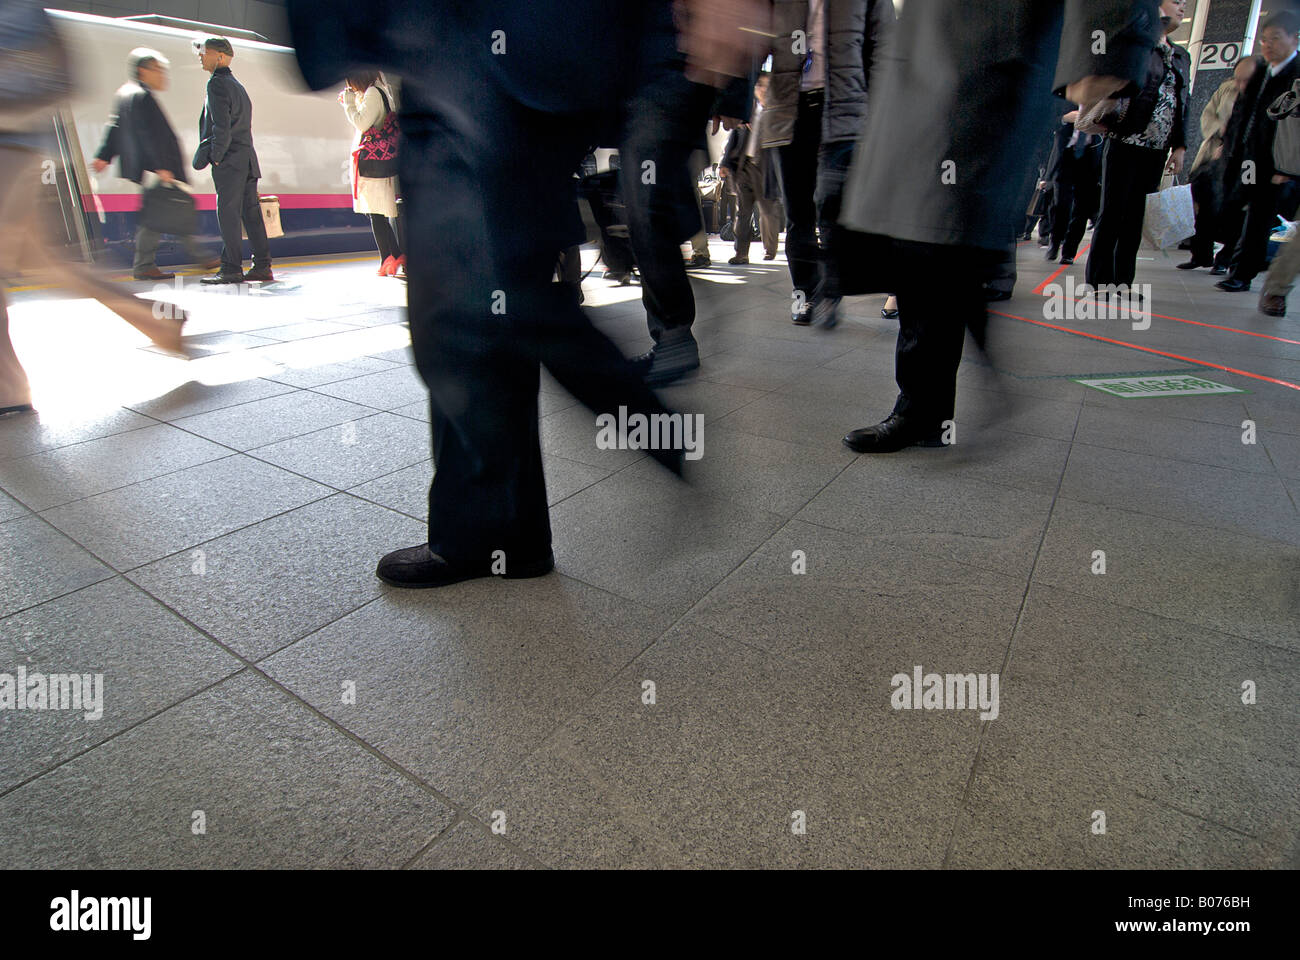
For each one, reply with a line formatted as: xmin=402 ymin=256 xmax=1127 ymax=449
xmin=1073 ymin=374 xmax=1246 ymax=398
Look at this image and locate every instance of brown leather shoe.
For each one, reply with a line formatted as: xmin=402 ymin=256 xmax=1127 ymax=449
xmin=1259 ymin=293 xmax=1287 ymax=317
xmin=133 ymin=268 xmax=175 ymax=281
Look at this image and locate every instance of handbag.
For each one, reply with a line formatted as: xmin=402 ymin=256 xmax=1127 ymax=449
xmin=139 ymin=182 xmax=197 ymax=236
xmin=1142 ymin=175 xmax=1195 ymax=249
xmin=355 ymin=88 xmax=398 ymax=179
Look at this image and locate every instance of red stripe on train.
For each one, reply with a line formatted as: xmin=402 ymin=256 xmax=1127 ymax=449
xmin=84 ymin=193 xmax=357 ymax=213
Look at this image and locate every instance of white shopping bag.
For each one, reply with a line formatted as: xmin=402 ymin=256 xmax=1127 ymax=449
xmin=1142 ymin=182 xmax=1195 ymax=250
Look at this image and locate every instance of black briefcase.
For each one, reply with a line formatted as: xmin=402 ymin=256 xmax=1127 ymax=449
xmin=139 ymin=182 xmax=197 ymax=236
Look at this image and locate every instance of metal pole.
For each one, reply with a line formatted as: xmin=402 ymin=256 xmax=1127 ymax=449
xmin=1188 ymin=0 xmax=1213 ymax=90
xmin=1244 ymin=0 xmax=1264 ymax=58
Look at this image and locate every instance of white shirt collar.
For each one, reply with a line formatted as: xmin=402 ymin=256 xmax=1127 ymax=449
xmin=1269 ymin=49 xmax=1298 ymax=77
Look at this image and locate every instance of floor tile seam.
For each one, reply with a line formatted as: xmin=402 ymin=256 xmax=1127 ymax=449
xmin=0 ymin=662 xmax=255 ymax=802
xmin=396 ymin=811 xmax=555 ymax=870
xmin=123 ymin=380 xmax=299 ymax=421
xmin=4 ymin=440 xmax=251 ymax=514
xmin=1133 ymin=790 xmax=1261 ymax=840
xmin=1018 ymin=579 xmax=1300 ymax=659
xmin=109 ymin=488 xmax=410 ymax=579
xmin=940 ymin=400 xmax=1083 ymax=868
xmin=0 ymin=412 xmax=168 ymax=466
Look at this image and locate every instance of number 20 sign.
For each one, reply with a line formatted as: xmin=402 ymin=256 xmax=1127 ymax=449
xmin=1197 ymin=40 xmax=1245 ymax=70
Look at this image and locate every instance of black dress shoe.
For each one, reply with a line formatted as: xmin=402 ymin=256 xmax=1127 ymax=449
xmin=642 ymin=332 xmax=700 ymax=386
xmin=984 ymin=288 xmax=1012 ymax=302
xmin=1060 ymin=256 xmax=1074 ymax=265
xmin=376 ymin=543 xmax=554 ymax=588
xmin=1209 ymin=264 xmax=1228 ymax=275
xmin=728 ymin=255 xmax=749 ymax=265
xmin=791 ymin=301 xmax=812 ymax=325
xmin=881 ymin=307 xmax=899 ymax=319
xmin=1045 ymin=245 xmax=1059 ymax=261
xmin=0 ymin=403 xmax=35 ymax=417
xmin=1215 ymin=278 xmax=1250 ymax=292
xmin=244 ymin=267 xmax=275 ymax=282
xmin=200 ymin=272 xmax=244 ymax=285
xmin=843 ymin=414 xmax=947 ymax=453
xmin=763 ymin=252 xmax=776 ymax=260
xmin=133 ymin=268 xmax=175 ymax=281
xmin=1176 ymin=259 xmax=1211 ymax=270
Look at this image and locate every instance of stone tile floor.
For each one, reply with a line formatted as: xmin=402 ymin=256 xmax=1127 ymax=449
xmin=0 ymin=240 xmax=1296 ymax=868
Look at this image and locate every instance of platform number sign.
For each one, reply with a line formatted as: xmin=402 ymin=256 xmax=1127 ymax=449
xmin=1198 ymin=40 xmax=1245 ymax=70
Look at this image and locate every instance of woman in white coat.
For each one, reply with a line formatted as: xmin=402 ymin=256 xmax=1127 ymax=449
xmin=340 ymin=70 xmax=403 ymax=276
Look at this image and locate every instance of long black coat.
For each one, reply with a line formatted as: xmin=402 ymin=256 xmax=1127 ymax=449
xmin=1222 ymin=54 xmax=1300 ymax=184
xmin=93 ymin=82 xmax=187 ymax=184
xmin=193 ymin=66 xmax=260 ymax=176
xmin=839 ymin=0 xmax=1161 ymax=252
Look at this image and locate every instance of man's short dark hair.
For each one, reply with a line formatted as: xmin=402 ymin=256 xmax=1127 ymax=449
xmin=202 ymin=37 xmax=234 ymax=57
xmin=1261 ymin=10 xmax=1300 ymax=37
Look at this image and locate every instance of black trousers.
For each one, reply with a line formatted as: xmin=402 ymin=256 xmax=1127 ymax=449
xmin=1187 ymin=162 xmax=1223 ymax=264
xmin=369 ymin=213 xmax=401 ymax=262
xmin=400 ymin=76 xmax=680 ymax=566
xmin=211 ymin=156 xmax=270 ymax=274
xmin=1226 ymin=179 xmax=1284 ymax=284
xmin=1085 ymin=138 xmax=1166 ymax=289
xmin=777 ymin=90 xmax=824 ymax=298
xmin=887 ymin=240 xmax=1000 ymax=428
xmin=619 ymin=69 xmax=714 ymax=343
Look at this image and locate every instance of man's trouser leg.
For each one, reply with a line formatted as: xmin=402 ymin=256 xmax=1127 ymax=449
xmin=733 ymin=159 xmax=760 ymax=257
xmin=1188 ymin=166 xmax=1219 ymax=263
xmin=240 ymin=171 xmax=271 ymax=271
xmin=1263 ymin=230 xmax=1300 ymax=297
xmin=400 ymin=80 xmax=683 ymax=566
xmin=1061 ymin=173 xmax=1098 ymax=260
xmin=1049 ymin=177 xmax=1076 ymax=250
xmin=212 ymin=161 xmax=247 ymax=274
xmin=890 ymin=242 xmax=995 ymax=429
xmin=620 ymin=71 xmax=713 ymax=343
xmin=776 ymin=90 xmax=823 ymax=301
xmin=1228 ymin=180 xmax=1280 ymax=284
xmin=134 ymin=221 xmax=163 ymax=274
xmin=814 ymin=138 xmax=854 ymax=305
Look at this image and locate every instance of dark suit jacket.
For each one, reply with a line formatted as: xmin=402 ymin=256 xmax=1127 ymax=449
xmin=93 ymin=82 xmax=187 ymax=184
xmin=193 ymin=66 xmax=260 ymax=176
xmin=1223 ymin=54 xmax=1300 ymax=183
xmin=839 ymin=0 xmax=1161 ymax=251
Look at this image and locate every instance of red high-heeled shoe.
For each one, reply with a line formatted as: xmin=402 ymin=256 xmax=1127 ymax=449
xmin=390 ymin=254 xmax=405 ymax=278
xmin=378 ymin=255 xmax=397 ymax=276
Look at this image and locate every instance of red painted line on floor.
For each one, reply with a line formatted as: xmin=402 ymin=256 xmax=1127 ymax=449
xmin=1112 ymin=304 xmax=1300 ymax=346
xmin=1031 ymin=243 xmax=1090 ymax=296
xmin=989 ymin=309 xmax=1300 ymax=392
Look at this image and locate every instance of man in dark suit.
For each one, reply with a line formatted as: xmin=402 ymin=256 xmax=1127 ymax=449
xmin=721 ymin=73 xmax=783 ymax=263
xmin=1216 ymin=11 xmax=1300 ymax=293
xmin=835 ymin=0 xmax=1162 ymax=453
xmin=193 ymin=36 xmax=273 ymax=284
xmin=1042 ymin=112 xmax=1101 ymax=264
xmin=91 ymin=48 xmax=210 ymax=281
xmin=285 ymin=1 xmax=750 ymax=587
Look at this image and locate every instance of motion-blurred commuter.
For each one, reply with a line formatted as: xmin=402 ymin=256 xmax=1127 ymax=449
xmin=621 ymin=29 xmax=749 ymax=385
xmin=1216 ymin=12 xmax=1300 ymax=293
xmin=836 ymin=0 xmax=1161 ymax=453
xmin=766 ymin=0 xmax=893 ymax=328
xmin=1259 ymin=77 xmax=1300 ymax=315
xmin=91 ymin=48 xmax=212 ymax=281
xmin=1178 ymin=57 xmax=1258 ymax=272
xmin=340 ymin=70 xmax=404 ymax=277
xmin=287 ymin=0 xmax=761 ymax=587
xmin=721 ymin=73 xmax=782 ymax=264
xmin=1043 ymin=111 xmax=1101 ymax=265
xmin=194 ymin=37 xmax=273 ymax=284
xmin=1084 ymin=0 xmax=1190 ymax=298
xmin=2 ymin=1 xmax=186 ymax=411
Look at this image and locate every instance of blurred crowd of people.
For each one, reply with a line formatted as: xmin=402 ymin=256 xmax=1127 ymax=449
xmin=2 ymin=0 xmax=1292 ymax=587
